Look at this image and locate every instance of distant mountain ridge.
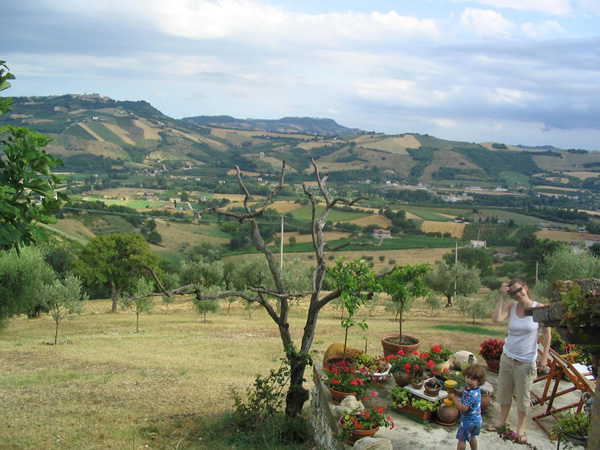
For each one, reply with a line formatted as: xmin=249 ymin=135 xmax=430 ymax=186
xmin=182 ymin=115 xmax=363 ymax=136
xmin=1 ymin=94 xmax=599 ymax=193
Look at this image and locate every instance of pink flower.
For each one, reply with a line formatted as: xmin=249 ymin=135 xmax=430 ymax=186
xmin=427 ymin=360 xmax=434 ymax=369
xmin=371 ymin=391 xmax=377 ymax=397
xmin=332 ymin=379 xmax=340 ymax=385
xmin=433 ymin=345 xmax=442 ymax=353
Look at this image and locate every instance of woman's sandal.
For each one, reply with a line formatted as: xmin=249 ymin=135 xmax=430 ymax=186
xmin=486 ymin=424 xmax=504 ymax=432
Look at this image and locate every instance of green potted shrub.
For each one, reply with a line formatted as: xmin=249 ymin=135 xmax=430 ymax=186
xmin=551 ymin=411 xmax=590 ymax=447
xmin=380 ymin=264 xmax=431 ymax=357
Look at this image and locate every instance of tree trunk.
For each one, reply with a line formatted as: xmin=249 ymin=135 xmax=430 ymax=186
xmin=111 ymin=284 xmax=120 ymax=312
xmin=136 ymin=312 xmax=139 ymax=333
xmin=284 ymin=350 xmax=310 ymax=417
xmin=445 ymin=294 xmax=453 ymax=307
xmin=54 ymin=320 xmax=59 ymax=345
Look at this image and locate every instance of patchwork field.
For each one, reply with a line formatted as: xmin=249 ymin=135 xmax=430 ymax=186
xmin=421 ymin=220 xmax=466 ymax=238
xmin=535 ymin=229 xmax=582 ymax=242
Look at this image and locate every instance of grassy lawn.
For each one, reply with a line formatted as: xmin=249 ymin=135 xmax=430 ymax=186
xmin=0 ymin=296 xmax=505 ymax=448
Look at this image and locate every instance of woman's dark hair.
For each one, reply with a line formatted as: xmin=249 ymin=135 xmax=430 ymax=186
xmin=463 ymin=363 xmax=487 ymax=385
xmin=508 ymin=278 xmax=526 ymax=288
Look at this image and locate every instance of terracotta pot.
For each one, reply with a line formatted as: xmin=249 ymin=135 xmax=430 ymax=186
xmin=393 ymin=372 xmax=412 ymax=387
xmin=411 ymin=379 xmax=424 ymax=389
xmin=381 ymin=334 xmax=420 ymax=358
xmin=481 ymin=391 xmax=491 ymax=414
xmin=327 ymin=385 xmax=358 ymax=405
xmin=485 ymin=358 xmax=500 ymax=373
xmin=433 ymin=359 xmax=450 ymax=373
xmin=424 ymin=386 xmax=441 ymax=397
xmin=339 ymin=416 xmax=379 ymax=445
xmin=393 ymin=404 xmax=434 ymax=424
xmin=436 ymin=398 xmax=459 ymax=426
xmin=424 ymin=379 xmax=442 ymax=397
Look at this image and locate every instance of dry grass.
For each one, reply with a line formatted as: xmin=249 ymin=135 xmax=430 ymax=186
xmin=103 ymin=123 xmax=136 ymax=145
xmin=535 ymin=229 xmax=582 ymax=242
xmin=133 ymin=119 xmax=161 ymax=140
xmin=77 ymin=123 xmax=105 ymax=141
xmin=267 ymin=201 xmax=303 ymax=214
xmin=0 ymin=295 xmax=504 ymax=448
xmin=564 ymin=171 xmax=600 ymax=180
xmin=420 ymin=221 xmax=466 ymax=238
xmin=347 ymin=215 xmax=392 ymax=227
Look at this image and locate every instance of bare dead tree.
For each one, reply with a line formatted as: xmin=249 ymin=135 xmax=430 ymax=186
xmin=147 ymin=158 xmax=369 ymax=417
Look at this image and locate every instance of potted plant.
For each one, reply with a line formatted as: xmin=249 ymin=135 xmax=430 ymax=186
xmin=423 ymin=377 xmax=442 ymax=397
xmin=380 ymin=264 xmax=431 ymax=357
xmin=389 ymin=386 xmax=438 ymax=424
xmin=387 ymin=350 xmax=434 ymax=387
xmin=328 ymin=258 xmax=379 ymax=360
xmin=338 ymin=393 xmax=394 ymax=445
xmin=558 ymin=284 xmax=600 ymax=345
xmin=429 ymin=344 xmax=453 ymax=372
xmin=479 ymin=338 xmax=504 ymax=372
xmin=551 ymin=411 xmax=590 ymax=447
xmin=354 ymin=353 xmax=392 ymax=381
xmin=323 ymin=359 xmax=371 ymax=404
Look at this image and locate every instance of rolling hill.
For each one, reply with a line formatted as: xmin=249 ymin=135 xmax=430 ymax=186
xmin=2 ymin=94 xmax=600 ymax=193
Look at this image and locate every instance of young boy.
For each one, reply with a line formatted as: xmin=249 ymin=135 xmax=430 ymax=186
xmin=447 ymin=364 xmax=487 ymax=450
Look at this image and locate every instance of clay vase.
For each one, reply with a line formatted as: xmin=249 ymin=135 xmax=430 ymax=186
xmin=433 ymin=359 xmax=450 ymax=373
xmin=393 ymin=372 xmax=412 ymax=387
xmin=436 ymin=398 xmax=459 ymax=426
xmin=481 ymin=390 xmax=491 ymax=414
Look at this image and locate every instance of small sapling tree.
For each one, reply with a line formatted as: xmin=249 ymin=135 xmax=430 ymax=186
xmin=121 ymin=277 xmax=155 ymax=332
xmin=425 ymin=293 xmax=442 ymax=317
xmin=457 ymin=291 xmax=495 ymax=324
xmin=39 ymin=273 xmax=87 ymax=345
xmin=193 ymin=285 xmax=220 ymax=323
xmin=381 ymin=263 xmax=431 ymax=343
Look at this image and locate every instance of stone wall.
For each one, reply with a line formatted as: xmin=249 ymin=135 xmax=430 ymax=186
xmin=309 ymin=363 xmax=345 ymax=450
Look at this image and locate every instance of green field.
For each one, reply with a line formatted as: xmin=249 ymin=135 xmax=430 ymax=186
xmin=289 ymin=204 xmax=369 ymax=222
xmin=403 ymin=207 xmax=453 ymax=221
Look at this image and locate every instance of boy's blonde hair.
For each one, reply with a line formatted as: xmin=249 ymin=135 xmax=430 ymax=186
xmin=462 ymin=364 xmax=486 ymax=385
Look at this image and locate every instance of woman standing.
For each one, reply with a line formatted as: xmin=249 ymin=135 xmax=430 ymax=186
xmin=486 ymin=279 xmax=551 ymax=445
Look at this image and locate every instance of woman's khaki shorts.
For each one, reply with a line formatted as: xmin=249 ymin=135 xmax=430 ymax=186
xmin=496 ymin=352 xmax=537 ymax=412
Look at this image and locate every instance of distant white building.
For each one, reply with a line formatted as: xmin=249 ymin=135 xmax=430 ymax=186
xmin=470 ymin=240 xmax=487 ymax=248
xmin=373 ymin=229 xmax=392 ymax=239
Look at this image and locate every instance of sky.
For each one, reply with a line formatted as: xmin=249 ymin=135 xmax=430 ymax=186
xmin=2 ymin=0 xmax=600 ymax=150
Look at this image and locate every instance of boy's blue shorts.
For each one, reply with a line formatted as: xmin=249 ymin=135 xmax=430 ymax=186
xmin=456 ymin=419 xmax=482 ymax=442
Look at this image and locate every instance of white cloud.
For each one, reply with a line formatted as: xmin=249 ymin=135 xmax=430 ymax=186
xmin=485 ymin=87 xmax=530 ymax=105
xmin=460 ymin=8 xmax=516 ymax=37
xmin=521 ymin=20 xmax=565 ymax=37
xmin=576 ymin=0 xmax=600 ymax=15
xmin=474 ymin=0 xmax=573 ymax=16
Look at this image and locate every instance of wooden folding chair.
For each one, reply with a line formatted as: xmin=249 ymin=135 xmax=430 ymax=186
xmin=531 ymin=346 xmax=596 ymax=438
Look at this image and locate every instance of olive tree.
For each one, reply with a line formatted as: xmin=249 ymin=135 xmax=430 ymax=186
xmin=147 ymin=160 xmax=373 ymax=417
xmin=121 ymin=277 xmax=154 ymax=333
xmin=426 ymin=260 xmax=481 ymax=307
xmin=39 ymin=273 xmax=87 ymax=344
xmin=75 ymin=233 xmax=160 ymax=312
xmin=0 ymin=246 xmax=56 ymax=326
